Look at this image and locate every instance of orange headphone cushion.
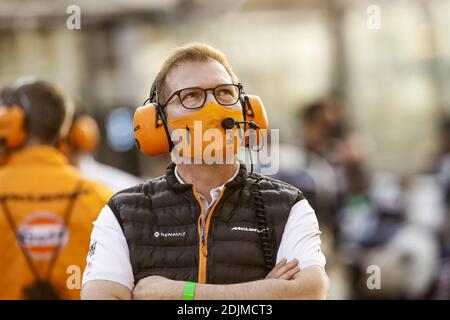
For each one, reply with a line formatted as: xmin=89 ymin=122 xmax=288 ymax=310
xmin=70 ymin=115 xmax=100 ymax=152
xmin=246 ymin=95 xmax=269 ymax=130
xmin=245 ymin=95 xmax=269 ymax=148
xmin=134 ymin=104 xmax=170 ymax=156
xmin=0 ymin=105 xmax=27 ymax=149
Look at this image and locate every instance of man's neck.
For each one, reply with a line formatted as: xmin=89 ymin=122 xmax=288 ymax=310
xmin=177 ymin=162 xmax=238 ymax=202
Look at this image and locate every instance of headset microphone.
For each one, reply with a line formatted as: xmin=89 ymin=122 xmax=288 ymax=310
xmin=221 ymin=117 xmax=260 ymax=130
xmin=237 ymin=120 xmax=260 ymax=130
xmin=221 ymin=118 xmax=236 ymax=130
xmin=220 ymin=117 xmax=262 ymax=177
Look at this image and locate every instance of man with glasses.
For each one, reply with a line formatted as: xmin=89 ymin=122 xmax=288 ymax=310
xmin=81 ymin=43 xmax=328 ymax=300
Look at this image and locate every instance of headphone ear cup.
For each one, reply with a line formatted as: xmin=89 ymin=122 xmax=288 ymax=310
xmin=245 ymin=95 xmax=269 ymax=148
xmin=0 ymin=105 xmax=27 ymax=149
xmin=58 ymin=139 xmax=70 ymax=157
xmin=70 ymin=115 xmax=100 ymax=153
xmin=246 ymin=95 xmax=269 ymax=130
xmin=134 ymin=104 xmax=170 ymax=156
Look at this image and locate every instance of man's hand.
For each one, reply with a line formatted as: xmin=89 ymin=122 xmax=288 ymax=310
xmin=132 ymin=261 xmax=327 ymax=300
xmin=133 ymin=259 xmax=299 ymax=299
xmin=265 ymin=258 xmax=300 ymax=280
xmin=133 ymin=276 xmax=184 ymax=300
xmin=81 ymin=280 xmax=132 ymax=300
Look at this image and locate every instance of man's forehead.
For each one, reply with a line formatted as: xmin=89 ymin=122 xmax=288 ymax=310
xmin=166 ymin=59 xmax=233 ymax=92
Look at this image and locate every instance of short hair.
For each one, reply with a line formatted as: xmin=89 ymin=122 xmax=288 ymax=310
xmin=153 ymin=42 xmax=239 ymax=104
xmin=0 ymin=78 xmax=73 ymax=145
xmin=299 ymin=101 xmax=326 ymax=124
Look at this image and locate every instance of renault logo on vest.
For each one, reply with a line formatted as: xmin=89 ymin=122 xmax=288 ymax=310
xmin=154 ymin=231 xmax=186 ymax=238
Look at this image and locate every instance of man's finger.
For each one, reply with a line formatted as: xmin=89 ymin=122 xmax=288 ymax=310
xmin=265 ymin=258 xmax=287 ymax=279
xmin=271 ymin=259 xmax=299 ymax=279
xmin=280 ymin=267 xmax=300 ymax=280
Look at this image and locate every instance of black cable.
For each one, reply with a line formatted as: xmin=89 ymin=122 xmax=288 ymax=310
xmin=45 ymin=180 xmax=84 ymax=281
xmin=226 ymin=95 xmax=274 ymax=271
xmin=251 ymin=175 xmax=275 ymax=273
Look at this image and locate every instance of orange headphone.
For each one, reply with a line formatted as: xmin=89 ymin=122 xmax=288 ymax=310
xmin=134 ymin=82 xmax=269 ymax=156
xmin=59 ymin=115 xmax=100 ymax=155
xmin=0 ymin=105 xmax=27 ymax=150
xmin=0 ymin=83 xmax=31 ymax=150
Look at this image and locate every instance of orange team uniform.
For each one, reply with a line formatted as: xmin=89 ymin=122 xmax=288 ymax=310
xmin=0 ymin=146 xmax=112 ymax=299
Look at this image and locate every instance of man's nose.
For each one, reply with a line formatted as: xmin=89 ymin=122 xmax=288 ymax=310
xmin=204 ymin=90 xmax=216 ymax=105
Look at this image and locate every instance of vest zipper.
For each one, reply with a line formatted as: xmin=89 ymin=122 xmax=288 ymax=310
xmin=192 ymin=187 xmax=226 ymax=284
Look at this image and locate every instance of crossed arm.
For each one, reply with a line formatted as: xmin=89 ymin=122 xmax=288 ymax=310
xmin=190 ymin=266 xmax=328 ymax=300
xmin=81 ymin=260 xmax=329 ymax=300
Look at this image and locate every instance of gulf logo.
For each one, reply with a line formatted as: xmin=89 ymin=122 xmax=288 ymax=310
xmin=17 ymin=212 xmax=69 ymax=260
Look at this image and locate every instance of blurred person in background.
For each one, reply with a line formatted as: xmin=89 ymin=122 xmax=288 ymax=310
xmin=0 ymin=78 xmax=111 ymax=299
xmin=335 ymin=134 xmax=440 ymax=299
xmin=431 ymin=115 xmax=450 ymax=299
xmin=60 ymin=111 xmax=143 ymax=192
xmin=81 ymin=43 xmax=328 ymax=300
xmin=355 ymin=222 xmax=439 ymax=299
xmin=270 ymin=98 xmax=344 ymax=236
xmin=302 ymin=94 xmax=347 ymax=160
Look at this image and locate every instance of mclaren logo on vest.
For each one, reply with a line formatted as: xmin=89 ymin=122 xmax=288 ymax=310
xmin=231 ymin=226 xmax=270 ymax=233
xmin=154 ymin=231 xmax=186 ymax=238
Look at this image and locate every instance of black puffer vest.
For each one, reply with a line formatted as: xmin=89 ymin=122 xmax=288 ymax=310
xmin=108 ymin=163 xmax=304 ymax=285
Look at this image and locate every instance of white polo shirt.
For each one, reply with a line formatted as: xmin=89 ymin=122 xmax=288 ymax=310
xmin=82 ymin=166 xmax=326 ymax=290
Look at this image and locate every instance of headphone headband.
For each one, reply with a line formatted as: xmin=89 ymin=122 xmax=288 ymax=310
xmin=149 ymin=81 xmax=158 ymax=105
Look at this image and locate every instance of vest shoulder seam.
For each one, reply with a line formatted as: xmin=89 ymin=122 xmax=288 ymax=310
xmin=247 ymin=174 xmax=305 ymax=203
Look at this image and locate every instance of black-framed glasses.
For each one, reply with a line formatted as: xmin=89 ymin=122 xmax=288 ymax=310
xmin=161 ymin=83 xmax=243 ymax=110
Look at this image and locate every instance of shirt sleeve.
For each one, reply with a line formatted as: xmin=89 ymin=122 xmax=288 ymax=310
xmin=276 ymin=199 xmax=326 ymax=270
xmin=82 ymin=205 xmax=135 ymax=291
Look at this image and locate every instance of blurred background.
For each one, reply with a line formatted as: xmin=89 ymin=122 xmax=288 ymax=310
xmin=1 ymin=0 xmax=450 ymax=299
